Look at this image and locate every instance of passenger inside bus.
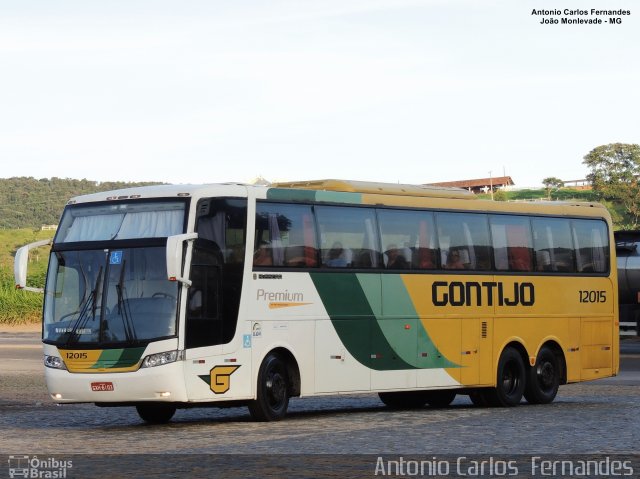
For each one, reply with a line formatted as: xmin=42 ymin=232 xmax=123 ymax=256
xmin=325 ymin=242 xmax=350 ymax=267
xmin=385 ymin=244 xmax=409 ymax=269
xmin=445 ymin=250 xmax=465 ymax=269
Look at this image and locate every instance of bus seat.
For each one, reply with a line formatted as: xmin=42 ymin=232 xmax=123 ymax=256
xmin=509 ymin=247 xmax=533 ymax=271
xmin=536 ymin=250 xmax=551 ymax=271
xmin=285 ymin=245 xmax=318 ymax=267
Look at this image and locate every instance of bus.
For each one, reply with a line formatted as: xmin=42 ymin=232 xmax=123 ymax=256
xmin=615 ymin=230 xmax=640 ymax=336
xmin=14 ymin=179 xmax=619 ymax=423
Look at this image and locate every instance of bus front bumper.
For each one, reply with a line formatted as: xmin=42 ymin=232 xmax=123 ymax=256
xmin=44 ymin=362 xmax=188 ymax=403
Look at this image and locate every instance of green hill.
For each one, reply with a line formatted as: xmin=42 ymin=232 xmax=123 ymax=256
xmin=0 ymin=177 xmax=163 ymax=324
xmin=477 ymin=188 xmax=628 ymax=228
xmin=0 ymin=177 xmax=163 ymax=229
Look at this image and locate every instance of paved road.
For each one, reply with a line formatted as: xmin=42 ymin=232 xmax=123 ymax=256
xmin=1 ymin=333 xmax=639 ymax=477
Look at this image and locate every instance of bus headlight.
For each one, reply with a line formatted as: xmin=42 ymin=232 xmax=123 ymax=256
xmin=141 ymin=350 xmax=182 ymax=368
xmin=44 ymin=355 xmax=67 ymax=370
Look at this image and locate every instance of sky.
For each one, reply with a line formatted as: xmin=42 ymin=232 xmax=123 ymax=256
xmin=1 ymin=0 xmax=638 ymax=188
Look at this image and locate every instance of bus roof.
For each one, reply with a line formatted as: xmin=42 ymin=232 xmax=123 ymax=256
xmin=269 ymin=179 xmax=610 ymax=220
xmin=63 ymin=180 xmax=610 ymax=221
xmin=273 ymin=179 xmax=475 ymax=199
xmin=66 ymin=183 xmax=250 ymax=204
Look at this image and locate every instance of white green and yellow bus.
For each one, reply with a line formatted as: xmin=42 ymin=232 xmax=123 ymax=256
xmin=14 ymin=180 xmax=619 ymax=423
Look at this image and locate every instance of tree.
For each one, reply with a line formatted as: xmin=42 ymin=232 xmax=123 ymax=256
xmin=541 ymin=177 xmax=564 ymax=200
xmin=0 ymin=177 xmax=164 ymax=229
xmin=583 ymin=143 xmax=640 ymax=229
xmin=493 ymin=189 xmax=508 ymax=201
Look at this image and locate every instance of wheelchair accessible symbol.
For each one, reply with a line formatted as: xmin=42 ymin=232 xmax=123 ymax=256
xmin=109 ymin=251 xmax=123 ymax=265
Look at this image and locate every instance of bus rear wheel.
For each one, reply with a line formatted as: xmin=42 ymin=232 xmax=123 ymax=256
xmin=248 ymin=353 xmax=290 ymax=421
xmin=524 ymin=346 xmax=560 ymax=404
xmin=136 ymin=403 xmax=176 ymax=424
xmin=378 ymin=391 xmax=429 ymax=409
xmin=486 ymin=347 xmax=526 ymax=407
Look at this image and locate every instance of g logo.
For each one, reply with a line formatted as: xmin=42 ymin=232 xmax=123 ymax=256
xmin=209 ymin=365 xmax=240 ymax=394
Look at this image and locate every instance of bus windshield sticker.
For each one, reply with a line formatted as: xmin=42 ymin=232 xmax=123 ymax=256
xmin=109 ymin=251 xmax=123 ymax=265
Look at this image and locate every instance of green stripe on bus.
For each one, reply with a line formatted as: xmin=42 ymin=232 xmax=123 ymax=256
xmin=90 ymin=347 xmax=145 ymax=369
xmin=381 ymin=275 xmax=457 ymax=369
xmin=310 ymin=272 xmax=377 ymax=369
xmin=311 ymin=272 xmax=458 ymax=370
xmin=267 ymin=188 xmax=362 ymax=205
xmin=310 ymin=273 xmax=414 ymax=370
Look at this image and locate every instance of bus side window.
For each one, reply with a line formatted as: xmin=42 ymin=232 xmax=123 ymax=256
xmin=532 ymin=218 xmax=575 ymax=273
xmin=196 ymin=199 xmax=247 ymax=265
xmin=377 ymin=209 xmax=438 ymax=270
xmin=316 ymin=206 xmax=382 ymax=269
xmin=254 ymin=203 xmax=318 ymax=268
xmin=572 ymin=219 xmax=609 ymax=273
xmin=490 ymin=215 xmax=533 ymax=272
xmin=436 ymin=212 xmax=492 ymax=271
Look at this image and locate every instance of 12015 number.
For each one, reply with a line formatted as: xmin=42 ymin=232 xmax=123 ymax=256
xmin=579 ymin=290 xmax=606 ymax=303
xmin=66 ymin=352 xmax=88 ymax=360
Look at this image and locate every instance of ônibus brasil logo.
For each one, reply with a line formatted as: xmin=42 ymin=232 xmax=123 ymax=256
xmin=8 ymin=455 xmax=72 ymax=478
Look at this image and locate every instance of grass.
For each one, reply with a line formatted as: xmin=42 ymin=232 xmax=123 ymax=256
xmin=0 ymin=228 xmax=53 ymax=325
xmin=0 ymin=280 xmax=43 ymax=324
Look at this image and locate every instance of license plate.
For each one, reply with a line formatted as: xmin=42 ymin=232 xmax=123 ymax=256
xmin=91 ymin=382 xmax=114 ymax=392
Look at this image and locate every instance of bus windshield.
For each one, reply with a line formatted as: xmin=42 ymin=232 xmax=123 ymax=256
xmin=44 ymin=247 xmax=178 ymax=345
xmin=55 ymin=200 xmax=185 ymax=243
xmin=43 ymin=199 xmax=187 ymax=345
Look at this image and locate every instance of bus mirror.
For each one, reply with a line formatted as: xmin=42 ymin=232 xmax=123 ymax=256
xmin=14 ymin=239 xmax=52 ymax=293
xmin=166 ymin=233 xmax=198 ymax=286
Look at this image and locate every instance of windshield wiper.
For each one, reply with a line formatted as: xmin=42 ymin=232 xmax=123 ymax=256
xmin=116 ymin=260 xmax=138 ymax=344
xmin=65 ymin=266 xmax=103 ymax=347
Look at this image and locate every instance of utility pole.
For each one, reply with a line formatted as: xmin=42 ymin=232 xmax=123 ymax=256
xmin=489 ymin=171 xmax=494 ymax=200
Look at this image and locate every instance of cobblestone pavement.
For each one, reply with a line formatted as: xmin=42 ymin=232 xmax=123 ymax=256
xmin=1 ymin=333 xmax=638 ymax=458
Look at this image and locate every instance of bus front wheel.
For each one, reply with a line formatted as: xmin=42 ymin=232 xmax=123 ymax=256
xmin=136 ymin=403 xmax=176 ymax=424
xmin=524 ymin=346 xmax=560 ymax=404
xmin=248 ymin=353 xmax=290 ymax=421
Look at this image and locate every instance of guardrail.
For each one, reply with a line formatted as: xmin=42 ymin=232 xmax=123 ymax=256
xmin=620 ymin=321 xmax=639 ymax=337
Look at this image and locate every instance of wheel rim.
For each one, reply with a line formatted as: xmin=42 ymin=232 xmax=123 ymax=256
xmin=537 ymin=360 xmax=556 ymax=392
xmin=265 ymin=370 xmax=286 ymax=410
xmin=501 ymin=360 xmax=521 ymax=396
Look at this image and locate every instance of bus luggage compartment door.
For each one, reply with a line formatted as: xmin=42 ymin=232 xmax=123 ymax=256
xmin=580 ymin=316 xmax=613 ymax=380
